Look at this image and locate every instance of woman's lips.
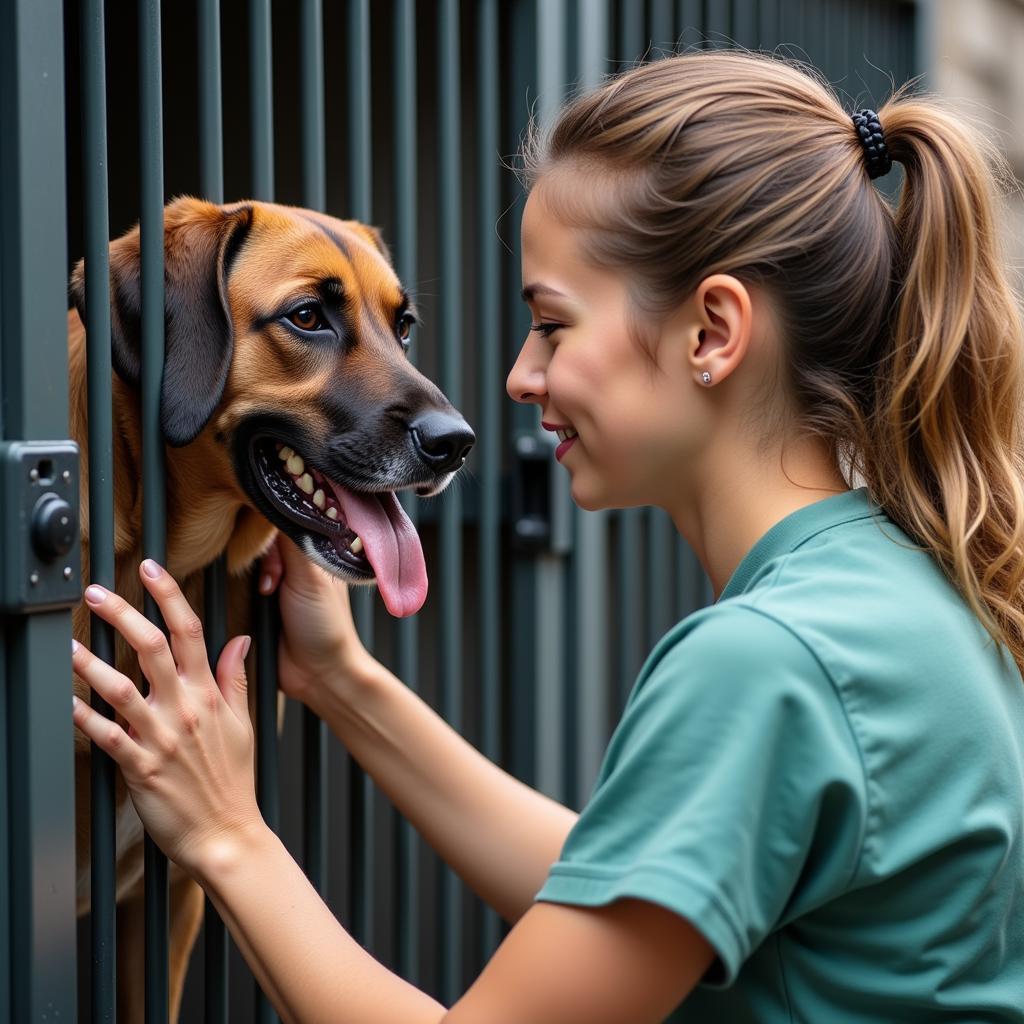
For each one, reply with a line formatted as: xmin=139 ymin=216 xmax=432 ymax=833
xmin=555 ymin=435 xmax=577 ymax=462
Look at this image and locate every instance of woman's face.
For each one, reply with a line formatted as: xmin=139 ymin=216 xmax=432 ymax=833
xmin=507 ymin=184 xmax=707 ymax=512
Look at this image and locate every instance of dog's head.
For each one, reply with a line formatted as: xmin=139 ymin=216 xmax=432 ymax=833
xmin=70 ymin=197 xmax=474 ymax=617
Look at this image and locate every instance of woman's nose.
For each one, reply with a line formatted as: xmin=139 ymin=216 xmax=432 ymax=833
xmin=506 ymin=336 xmax=548 ymax=405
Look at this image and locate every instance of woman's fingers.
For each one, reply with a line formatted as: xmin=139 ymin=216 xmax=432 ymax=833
xmin=72 ymin=688 xmax=146 ymax=769
xmin=137 ymin=560 xmax=209 ymax=677
xmin=72 ymin=638 xmax=159 ymax=738
xmin=84 ymin=583 xmax=179 ymax=692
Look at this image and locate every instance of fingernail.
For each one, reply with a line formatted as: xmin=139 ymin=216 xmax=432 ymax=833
xmin=72 ymin=638 xmax=80 ymax=654
xmin=72 ymin=694 xmax=81 ymax=711
xmin=240 ymin=635 xmax=252 ymax=659
xmin=142 ymin=559 xmax=163 ymax=579
xmin=84 ymin=585 xmax=107 ymax=604
xmin=259 ymin=574 xmax=273 ymax=594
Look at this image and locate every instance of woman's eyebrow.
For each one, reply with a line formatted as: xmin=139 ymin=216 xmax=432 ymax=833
xmin=521 ymin=282 xmax=569 ymax=302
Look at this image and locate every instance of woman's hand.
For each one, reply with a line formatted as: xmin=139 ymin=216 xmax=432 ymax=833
xmin=258 ymin=534 xmax=374 ymax=713
xmin=71 ymin=560 xmax=266 ymax=877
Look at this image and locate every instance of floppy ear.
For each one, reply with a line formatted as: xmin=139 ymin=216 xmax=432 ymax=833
xmin=69 ymin=198 xmax=254 ymax=447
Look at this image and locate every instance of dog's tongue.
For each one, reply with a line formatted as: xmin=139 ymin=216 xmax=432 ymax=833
xmin=327 ymin=483 xmax=427 ymax=617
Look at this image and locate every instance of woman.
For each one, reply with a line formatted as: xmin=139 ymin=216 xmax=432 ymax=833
xmin=72 ymin=50 xmax=1024 ymax=1021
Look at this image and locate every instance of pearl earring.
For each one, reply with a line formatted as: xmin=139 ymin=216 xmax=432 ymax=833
xmin=701 ymin=371 xmax=712 ymax=385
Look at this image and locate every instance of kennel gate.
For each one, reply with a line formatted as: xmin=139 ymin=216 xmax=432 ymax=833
xmin=0 ymin=0 xmax=918 ymax=1020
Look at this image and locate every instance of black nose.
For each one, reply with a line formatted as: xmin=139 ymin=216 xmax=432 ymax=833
xmin=409 ymin=411 xmax=475 ymax=473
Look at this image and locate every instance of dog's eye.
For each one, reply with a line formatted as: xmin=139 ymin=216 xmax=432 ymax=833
xmin=397 ymin=313 xmax=415 ymax=345
xmin=287 ymin=305 xmax=326 ymax=332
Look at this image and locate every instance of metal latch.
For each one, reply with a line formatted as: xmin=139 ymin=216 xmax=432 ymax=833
xmin=0 ymin=441 xmax=82 ymax=612
xmin=510 ymin=431 xmax=572 ymax=555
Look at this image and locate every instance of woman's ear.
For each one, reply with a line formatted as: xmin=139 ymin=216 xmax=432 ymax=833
xmin=691 ymin=274 xmax=753 ymax=385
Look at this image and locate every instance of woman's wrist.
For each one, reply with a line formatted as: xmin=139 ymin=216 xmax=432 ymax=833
xmin=310 ymin=649 xmax=390 ymax=725
xmin=191 ymin=816 xmax=279 ymax=891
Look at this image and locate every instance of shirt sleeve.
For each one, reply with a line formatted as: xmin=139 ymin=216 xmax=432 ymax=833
xmin=535 ymin=603 xmax=868 ymax=986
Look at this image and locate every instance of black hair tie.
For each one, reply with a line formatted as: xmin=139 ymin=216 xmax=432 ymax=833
xmin=852 ymin=108 xmax=892 ymax=180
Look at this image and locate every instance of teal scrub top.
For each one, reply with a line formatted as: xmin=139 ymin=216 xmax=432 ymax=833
xmin=535 ymin=487 xmax=1024 ymax=1022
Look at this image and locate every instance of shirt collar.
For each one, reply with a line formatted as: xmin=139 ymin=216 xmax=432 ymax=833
xmin=718 ymin=487 xmax=883 ymax=601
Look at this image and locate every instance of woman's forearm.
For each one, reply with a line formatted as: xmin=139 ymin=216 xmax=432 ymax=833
xmin=310 ymin=658 xmax=578 ymax=923
xmin=198 ymin=823 xmax=446 ymax=1024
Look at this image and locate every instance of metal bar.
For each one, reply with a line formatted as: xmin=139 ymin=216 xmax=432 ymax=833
xmin=613 ymin=0 xmax=648 ymax=740
xmin=392 ymin=0 xmax=421 ymax=986
xmin=198 ymin=0 xmax=224 ymax=204
xmin=299 ymin=0 xmax=329 ymax=906
xmin=249 ymin=0 xmax=274 ymax=201
xmin=81 ymin=0 xmax=117 ymax=1018
xmin=507 ymin=0 xmax=538 ymax=802
xmin=645 ymin=509 xmax=674 ymax=651
xmin=0 ymin=280 xmax=5 ymax=1024
xmin=533 ymin=0 xmax=568 ymax=810
xmin=571 ymin=0 xmax=611 ymax=810
xmin=821 ymin=0 xmax=834 ymax=82
xmin=672 ymin=529 xmax=686 ymax=623
xmin=649 ymin=0 xmax=675 ymax=54
xmin=301 ymin=704 xmax=328 ymax=896
xmin=703 ymin=0 xmax=732 ymax=47
xmin=300 ymin=0 xmax=326 ymax=213
xmin=254 ymin=580 xmax=281 ymax=1024
xmin=677 ymin=0 xmax=703 ymax=50
xmin=760 ymin=0 xmax=781 ymax=50
xmin=733 ymin=0 xmax=758 ymax=48
xmin=247 ymin=2 xmax=278 ymax=1017
xmin=344 ymin=0 xmax=376 ymax=957
xmin=0 ymin=2 xmax=77 ymax=1019
xmin=346 ymin=0 xmax=372 ymax=225
xmin=835 ymin=0 xmax=852 ymax=103
xmin=476 ymin=0 xmax=503 ymax=965
xmin=0 ymin=623 xmax=5 ymax=1022
xmin=201 ymin=559 xmax=229 ymax=1022
xmin=615 ymin=509 xmax=644 ymax=711
xmin=779 ymin=0 xmax=802 ymax=53
xmin=138 ymin=1 xmax=170 ymax=1019
xmin=618 ymin=0 xmax=644 ymax=64
xmin=197 ymin=4 xmax=230 ymax=1018
xmin=439 ymin=0 xmax=464 ymax=1000
xmin=677 ymin=534 xmax=705 ymax=616
xmin=805 ymin=0 xmax=824 ymax=67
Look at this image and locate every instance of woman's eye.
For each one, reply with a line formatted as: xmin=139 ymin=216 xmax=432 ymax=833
xmin=287 ymin=305 xmax=326 ymax=332
xmin=530 ymin=322 xmax=562 ymax=338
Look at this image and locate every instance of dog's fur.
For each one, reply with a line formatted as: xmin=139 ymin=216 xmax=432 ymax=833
xmin=69 ymin=197 xmax=468 ymax=1021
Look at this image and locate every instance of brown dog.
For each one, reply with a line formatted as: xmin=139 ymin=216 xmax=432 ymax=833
xmin=68 ymin=197 xmax=473 ymax=1021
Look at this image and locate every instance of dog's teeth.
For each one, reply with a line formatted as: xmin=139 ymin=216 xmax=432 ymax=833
xmin=278 ymin=446 xmax=293 ymax=461
xmin=297 ymin=473 xmax=314 ymax=494
xmin=313 ymin=488 xmax=326 ymax=510
xmin=349 ymin=536 xmax=364 ymax=555
xmin=286 ymin=453 xmax=304 ymax=475
xmin=325 ymin=507 xmax=338 ymax=521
